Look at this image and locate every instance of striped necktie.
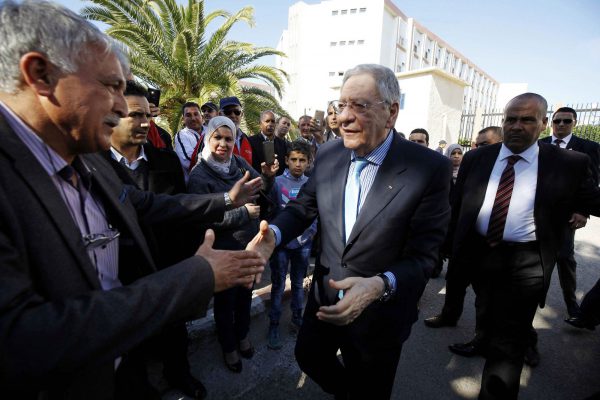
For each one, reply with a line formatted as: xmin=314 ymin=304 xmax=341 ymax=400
xmin=486 ymin=155 xmax=522 ymax=247
xmin=344 ymin=158 xmax=369 ymax=242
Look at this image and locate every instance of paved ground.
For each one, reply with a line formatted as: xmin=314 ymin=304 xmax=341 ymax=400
xmin=157 ymin=218 xmax=600 ymax=399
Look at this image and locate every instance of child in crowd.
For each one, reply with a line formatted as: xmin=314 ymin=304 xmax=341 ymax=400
xmin=268 ymin=140 xmax=317 ymax=350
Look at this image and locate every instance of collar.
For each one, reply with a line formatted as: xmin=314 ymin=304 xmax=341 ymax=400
xmin=283 ymin=168 xmax=305 ymax=181
xmin=350 ymin=129 xmax=394 ymax=166
xmin=498 ymin=141 xmax=539 ymax=164
xmin=551 ymin=133 xmax=572 ymax=145
xmin=109 ymin=145 xmax=148 ymax=164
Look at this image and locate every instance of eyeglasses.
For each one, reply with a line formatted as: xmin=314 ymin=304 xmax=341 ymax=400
xmin=330 ymin=100 xmax=387 ymax=114
xmin=223 ymin=108 xmax=242 ymax=116
xmin=552 ymin=119 xmax=573 ymax=125
xmin=83 ymin=227 xmax=120 ymax=250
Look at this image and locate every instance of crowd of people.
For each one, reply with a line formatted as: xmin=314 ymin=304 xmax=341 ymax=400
xmin=1 ymin=2 xmax=600 ymax=400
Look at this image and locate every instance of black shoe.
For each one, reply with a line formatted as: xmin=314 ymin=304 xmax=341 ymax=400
xmin=165 ymin=371 xmax=208 ymax=399
xmin=424 ymin=314 xmax=457 ymax=328
xmin=565 ymin=315 xmax=596 ymax=331
xmin=449 ymin=340 xmax=486 ymax=357
xmin=223 ymin=352 xmax=242 ymax=373
xmin=566 ymin=301 xmax=581 ymax=318
xmin=524 ymin=345 xmax=540 ymax=367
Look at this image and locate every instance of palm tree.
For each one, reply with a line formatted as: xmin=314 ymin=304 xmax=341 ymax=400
xmin=81 ymin=0 xmax=290 ymax=135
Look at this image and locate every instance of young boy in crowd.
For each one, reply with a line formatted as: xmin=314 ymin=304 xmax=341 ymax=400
xmin=268 ymin=140 xmax=317 ymax=350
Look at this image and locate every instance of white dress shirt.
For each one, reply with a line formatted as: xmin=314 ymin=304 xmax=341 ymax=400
xmin=110 ymin=145 xmax=148 ymax=170
xmin=551 ymin=133 xmax=572 ymax=148
xmin=476 ymin=143 xmax=539 ymax=242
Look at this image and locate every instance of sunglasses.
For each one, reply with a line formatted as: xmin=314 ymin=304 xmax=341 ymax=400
xmin=224 ymin=109 xmax=242 ymax=116
xmin=552 ymin=119 xmax=573 ymax=125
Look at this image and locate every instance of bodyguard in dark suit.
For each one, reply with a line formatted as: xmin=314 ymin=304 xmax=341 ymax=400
xmin=0 ymin=3 xmax=264 ymax=398
xmin=248 ymin=64 xmax=452 ymax=399
xmin=448 ymin=93 xmax=600 ymax=399
xmin=539 ymin=106 xmax=600 ymax=318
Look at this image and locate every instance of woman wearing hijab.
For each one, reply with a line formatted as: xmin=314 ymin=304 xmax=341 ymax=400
xmin=188 ymin=116 xmax=278 ymax=373
xmin=445 ymin=143 xmax=464 ymax=187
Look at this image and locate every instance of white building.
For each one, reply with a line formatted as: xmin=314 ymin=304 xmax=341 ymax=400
xmin=276 ymin=0 xmax=510 ymax=146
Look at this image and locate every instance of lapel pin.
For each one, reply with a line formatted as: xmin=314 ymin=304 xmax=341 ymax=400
xmin=388 ymin=185 xmax=393 ymax=190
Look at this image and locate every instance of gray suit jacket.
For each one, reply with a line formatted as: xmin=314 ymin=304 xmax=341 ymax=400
xmin=0 ymin=115 xmax=224 ymax=398
xmin=271 ymin=131 xmax=452 ymax=343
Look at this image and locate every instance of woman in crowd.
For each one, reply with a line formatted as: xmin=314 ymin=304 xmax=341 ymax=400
xmin=445 ymin=143 xmax=464 ymax=191
xmin=188 ymin=116 xmax=278 ymax=373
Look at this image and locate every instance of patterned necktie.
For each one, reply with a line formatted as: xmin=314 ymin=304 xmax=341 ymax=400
xmin=344 ymin=158 xmax=369 ymax=242
xmin=554 ymin=139 xmax=563 ymax=147
xmin=486 ymin=155 xmax=522 ymax=247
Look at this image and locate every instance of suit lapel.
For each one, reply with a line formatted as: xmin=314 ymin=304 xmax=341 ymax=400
xmin=0 ymin=118 xmax=102 ymax=288
xmin=345 ymin=133 xmax=407 ymax=246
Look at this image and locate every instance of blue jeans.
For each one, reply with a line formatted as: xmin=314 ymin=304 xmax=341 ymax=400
xmin=269 ymin=242 xmax=311 ymax=324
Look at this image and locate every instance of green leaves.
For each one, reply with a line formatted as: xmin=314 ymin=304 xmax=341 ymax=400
xmin=82 ymin=0 xmax=290 ymax=138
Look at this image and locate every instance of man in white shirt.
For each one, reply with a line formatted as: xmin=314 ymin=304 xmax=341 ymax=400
xmin=448 ymin=93 xmax=600 ymax=399
xmin=174 ymin=101 xmax=203 ymax=180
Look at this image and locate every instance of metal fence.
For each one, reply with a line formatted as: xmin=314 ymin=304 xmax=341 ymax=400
xmin=459 ymin=103 xmax=600 ymax=148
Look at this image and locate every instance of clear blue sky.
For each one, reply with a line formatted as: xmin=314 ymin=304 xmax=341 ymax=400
xmin=60 ymin=0 xmax=600 ymax=106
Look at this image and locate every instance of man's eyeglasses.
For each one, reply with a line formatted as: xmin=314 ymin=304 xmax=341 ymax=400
xmin=552 ymin=119 xmax=573 ymax=125
xmin=83 ymin=227 xmax=120 ymax=250
xmin=330 ymin=100 xmax=387 ymax=114
xmin=223 ymin=108 xmax=242 ymax=116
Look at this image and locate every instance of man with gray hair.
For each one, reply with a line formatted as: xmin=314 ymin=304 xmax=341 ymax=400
xmin=248 ymin=64 xmax=452 ymax=399
xmin=0 ymin=1 xmax=265 ymax=398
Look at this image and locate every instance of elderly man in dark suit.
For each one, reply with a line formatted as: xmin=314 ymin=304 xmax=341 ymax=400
xmin=539 ymin=106 xmax=600 ymax=318
xmin=448 ymin=93 xmax=600 ymax=399
xmin=248 ymin=64 xmax=452 ymax=399
xmin=0 ymin=2 xmax=265 ymax=399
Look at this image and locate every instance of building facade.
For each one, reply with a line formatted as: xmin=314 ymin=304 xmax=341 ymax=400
xmin=276 ymin=0 xmax=506 ymax=146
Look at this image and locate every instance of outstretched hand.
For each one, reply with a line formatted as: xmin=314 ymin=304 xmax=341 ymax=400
xmin=245 ymin=220 xmax=276 ymax=283
xmin=228 ymin=171 xmax=262 ymax=208
xmin=316 ymin=277 xmax=385 ymax=326
xmin=197 ymin=229 xmax=265 ymax=292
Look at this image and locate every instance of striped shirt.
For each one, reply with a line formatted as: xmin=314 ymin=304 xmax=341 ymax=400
xmin=0 ymin=100 xmax=121 ymax=290
xmin=348 ymin=129 xmax=394 ymax=215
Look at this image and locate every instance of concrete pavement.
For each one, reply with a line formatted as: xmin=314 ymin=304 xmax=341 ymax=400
xmin=158 ymin=217 xmax=600 ymax=399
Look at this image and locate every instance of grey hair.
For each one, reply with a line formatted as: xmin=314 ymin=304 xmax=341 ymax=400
xmin=341 ymin=64 xmax=400 ymax=105
xmin=260 ymin=110 xmax=275 ymax=121
xmin=0 ymin=0 xmax=129 ymax=93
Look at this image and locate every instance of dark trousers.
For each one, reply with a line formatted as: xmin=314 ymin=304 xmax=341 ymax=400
xmin=295 ymin=285 xmax=404 ymax=400
xmin=472 ymin=241 xmax=544 ymax=400
xmin=213 ymin=286 xmax=252 ymax=353
xmin=556 ymin=227 xmax=578 ymax=307
xmin=581 ymin=277 xmax=600 ymax=326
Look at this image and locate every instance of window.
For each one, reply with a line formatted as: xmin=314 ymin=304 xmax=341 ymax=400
xmin=330 ymin=41 xmax=337 ymax=46
xmin=350 ymin=8 xmax=357 ymax=14
xmin=338 ymin=71 xmax=344 ymax=76
xmin=341 ymin=9 xmax=347 ymax=15
xmin=359 ymin=7 xmax=366 ymax=12
xmin=329 ymin=72 xmax=335 ymax=77
xmin=340 ymin=41 xmax=346 ymax=46
xmin=399 ymin=93 xmax=406 ymax=110
xmin=349 ymin=40 xmax=355 ymax=45
xmin=332 ymin=10 xmax=338 ymax=16
xmin=358 ymin=40 xmax=365 ymax=45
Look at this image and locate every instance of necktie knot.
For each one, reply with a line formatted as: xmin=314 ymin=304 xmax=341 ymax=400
xmin=353 ymin=158 xmax=369 ymax=177
xmin=554 ymin=139 xmax=563 ymax=146
xmin=506 ymin=155 xmax=521 ymax=166
xmin=58 ymin=165 xmax=77 ymax=187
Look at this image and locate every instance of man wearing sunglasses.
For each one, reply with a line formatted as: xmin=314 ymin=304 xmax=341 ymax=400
xmin=539 ymin=107 xmax=600 ymax=320
xmin=219 ymin=96 xmax=253 ymax=165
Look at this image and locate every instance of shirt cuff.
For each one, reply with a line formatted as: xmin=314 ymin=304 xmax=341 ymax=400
xmin=383 ymin=271 xmax=397 ymax=291
xmin=269 ymin=224 xmax=282 ymax=246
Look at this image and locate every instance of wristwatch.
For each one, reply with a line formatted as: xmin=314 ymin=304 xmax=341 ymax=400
xmin=224 ymin=192 xmax=233 ymax=210
xmin=376 ymin=273 xmax=395 ymax=302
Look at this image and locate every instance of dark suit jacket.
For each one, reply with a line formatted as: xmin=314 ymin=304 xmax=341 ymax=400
xmin=247 ymin=133 xmax=287 ymax=176
xmin=0 ymin=115 xmax=226 ymax=398
xmin=448 ymin=142 xmax=600 ymax=306
xmin=271 ymin=131 xmax=452 ymax=344
xmin=540 ymin=135 xmax=600 ymax=184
